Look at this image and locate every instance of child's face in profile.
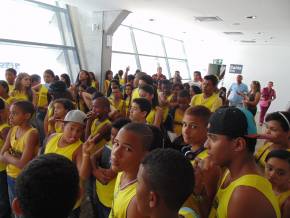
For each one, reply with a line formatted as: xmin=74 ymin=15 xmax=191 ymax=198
xmin=9 ymin=105 xmax=29 ymax=126
xmin=111 ymin=129 xmax=147 ymax=173
xmin=53 ymin=103 xmax=67 ymax=119
xmin=265 ymin=157 xmax=290 ymax=189
xmin=63 ymin=122 xmax=83 ymax=144
xmin=264 ymin=120 xmax=289 ymax=144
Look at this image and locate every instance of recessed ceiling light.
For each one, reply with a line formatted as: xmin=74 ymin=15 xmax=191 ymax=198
xmin=246 ymin=16 xmax=257 ymax=19
xmin=240 ymin=40 xmax=256 ymax=43
xmin=232 ymin=22 xmax=241 ymax=26
xmin=223 ymin=31 xmax=244 ymax=35
xmin=269 ymin=36 xmax=274 ymax=39
xmin=149 ymin=18 xmax=155 ymax=21
xmin=194 ymin=16 xmax=223 ymax=22
xmin=182 ymin=31 xmax=186 ymax=34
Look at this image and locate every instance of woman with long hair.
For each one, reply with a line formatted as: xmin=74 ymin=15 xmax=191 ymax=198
xmin=243 ymin=80 xmax=261 ymax=116
xmin=104 ymin=70 xmax=113 ymax=94
xmin=10 ymin=73 xmax=35 ymax=104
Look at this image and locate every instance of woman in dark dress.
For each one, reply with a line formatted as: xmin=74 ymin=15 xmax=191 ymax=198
xmin=243 ymin=80 xmax=261 ymax=116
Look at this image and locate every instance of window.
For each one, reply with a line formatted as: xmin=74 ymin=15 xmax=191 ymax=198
xmin=164 ymin=38 xmax=185 ymax=59
xmin=111 ymin=53 xmax=138 ymax=75
xmin=0 ymin=0 xmax=79 ymax=82
xmin=139 ymin=56 xmax=168 ymax=77
xmin=168 ymin=59 xmax=190 ymax=80
xmin=112 ymin=26 xmax=134 ymax=53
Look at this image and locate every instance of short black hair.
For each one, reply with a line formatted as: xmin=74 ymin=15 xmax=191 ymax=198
xmin=92 ymin=91 xmax=104 ymax=100
xmin=6 ymin=68 xmax=17 ymax=76
xmin=53 ymin=98 xmax=75 ymax=111
xmin=193 ymin=71 xmax=201 ymax=76
xmin=161 ymin=79 xmax=171 ymax=86
xmin=15 ymin=154 xmax=79 ymax=218
xmin=127 ymin=74 xmax=135 ymax=82
xmin=141 ymin=148 xmax=194 ymax=211
xmin=185 ymin=106 xmax=211 ymax=124
xmin=265 ymin=111 xmax=290 ymax=132
xmin=0 ymin=98 xmax=5 ymax=110
xmin=265 ymin=149 xmax=290 ymax=166
xmin=13 ymin=101 xmax=35 ymax=117
xmin=30 ymin=74 xmax=41 ymax=83
xmin=0 ymin=80 xmax=9 ymax=94
xmin=132 ymin=98 xmax=152 ymax=116
xmin=139 ymin=84 xmax=159 ymax=108
xmin=44 ymin=69 xmax=55 ymax=77
xmin=112 ymin=118 xmax=131 ymax=130
xmin=93 ymin=96 xmax=110 ymax=109
xmin=204 ymin=74 xmax=219 ymax=87
xmin=122 ymin=123 xmax=153 ymax=150
xmin=147 ymin=125 xmax=163 ymax=151
xmin=139 ymin=74 xmax=154 ymax=86
xmin=178 ymin=90 xmax=190 ymax=98
xmin=190 ymin=85 xmax=202 ymax=95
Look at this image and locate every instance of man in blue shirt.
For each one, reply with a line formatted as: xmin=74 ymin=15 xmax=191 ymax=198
xmin=227 ymin=75 xmax=248 ymax=107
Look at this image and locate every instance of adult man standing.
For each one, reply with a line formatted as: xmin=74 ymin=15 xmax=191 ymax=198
xmin=227 ymin=75 xmax=248 ymax=107
xmin=190 ymin=75 xmax=222 ymax=112
xmin=259 ymin=81 xmax=276 ymax=125
xmin=152 ymin=66 xmax=166 ymax=82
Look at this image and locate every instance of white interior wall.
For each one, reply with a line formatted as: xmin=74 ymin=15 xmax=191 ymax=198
xmin=185 ymin=40 xmax=290 ymax=113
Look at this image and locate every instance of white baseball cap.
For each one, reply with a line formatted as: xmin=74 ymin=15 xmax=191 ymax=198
xmin=64 ymin=110 xmax=87 ymax=125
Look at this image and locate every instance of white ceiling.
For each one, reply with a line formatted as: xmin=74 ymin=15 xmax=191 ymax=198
xmin=62 ymin=0 xmax=290 ymax=45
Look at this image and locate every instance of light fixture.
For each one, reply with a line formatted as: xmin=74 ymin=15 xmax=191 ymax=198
xmin=149 ymin=18 xmax=155 ymax=21
xmin=246 ymin=16 xmax=257 ymax=19
xmin=232 ymin=22 xmax=241 ymax=26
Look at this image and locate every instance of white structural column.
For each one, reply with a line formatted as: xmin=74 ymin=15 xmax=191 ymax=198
xmin=68 ymin=5 xmax=130 ymax=86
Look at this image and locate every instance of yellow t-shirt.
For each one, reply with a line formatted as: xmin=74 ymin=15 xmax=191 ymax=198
xmin=190 ymin=93 xmax=222 ymax=112
xmin=90 ymin=118 xmax=111 ymax=152
xmin=209 ymin=172 xmax=280 ymax=218
xmin=95 ymin=143 xmax=116 ymax=208
xmin=9 ymin=90 xmax=29 ymax=103
xmin=131 ymin=88 xmax=140 ymax=103
xmin=0 ymin=123 xmax=9 ymax=172
xmin=109 ymin=172 xmax=137 ymax=218
xmin=36 ymin=84 xmax=48 ymax=108
xmin=6 ymin=126 xmax=38 ymax=178
xmin=104 ymin=80 xmax=111 ymax=94
xmin=8 ymin=84 xmax=14 ymax=94
xmin=109 ymin=99 xmax=125 ymax=113
xmin=146 ymin=109 xmax=156 ymax=125
xmin=173 ymin=108 xmax=184 ymax=136
xmin=277 ymin=190 xmax=290 ymax=208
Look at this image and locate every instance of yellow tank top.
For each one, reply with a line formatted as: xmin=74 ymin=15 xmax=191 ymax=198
xmin=146 ymin=109 xmax=156 ymax=125
xmin=36 ymin=85 xmax=48 ymax=108
xmin=91 ymin=118 xmax=111 ymax=152
xmin=0 ymin=123 xmax=9 ymax=171
xmin=131 ymin=88 xmax=140 ymax=103
xmin=104 ymin=80 xmax=110 ymax=94
xmin=173 ymin=108 xmax=184 ymax=136
xmin=96 ymin=143 xmax=116 ymax=208
xmin=44 ymin=133 xmax=82 ymax=160
xmin=109 ymin=172 xmax=137 ymax=218
xmin=179 ymin=207 xmax=200 ymax=218
xmin=8 ymin=84 xmax=14 ymax=94
xmin=209 ymin=172 xmax=281 ymax=218
xmin=6 ymin=126 xmax=38 ymax=178
xmin=110 ymin=99 xmax=125 ymax=112
xmin=255 ymin=142 xmax=290 ymax=169
xmin=277 ymin=190 xmax=290 ymax=208
xmin=125 ymin=97 xmax=131 ymax=116
xmin=10 ymin=90 xmax=29 ymax=102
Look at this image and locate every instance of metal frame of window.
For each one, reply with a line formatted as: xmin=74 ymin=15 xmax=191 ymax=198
xmin=0 ymin=0 xmax=80 ymax=79
xmin=112 ymin=24 xmax=190 ymax=79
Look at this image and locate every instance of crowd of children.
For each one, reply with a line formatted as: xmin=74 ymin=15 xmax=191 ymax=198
xmin=0 ymin=67 xmax=289 ymax=218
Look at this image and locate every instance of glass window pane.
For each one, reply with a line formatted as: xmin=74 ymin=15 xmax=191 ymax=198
xmin=112 ymin=26 xmax=134 ymax=53
xmin=168 ymin=59 xmax=190 ymax=80
xmin=164 ymin=38 xmax=185 ymax=58
xmin=0 ymin=0 xmax=63 ymax=45
xmin=139 ymin=56 xmax=168 ymax=78
xmin=111 ymin=53 xmax=138 ymax=75
xmin=0 ymin=42 xmax=77 ymax=83
xmin=134 ymin=30 xmax=164 ymax=57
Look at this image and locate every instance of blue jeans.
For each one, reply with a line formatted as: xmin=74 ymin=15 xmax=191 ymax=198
xmin=0 ymin=171 xmax=11 ymax=218
xmin=7 ymin=176 xmax=16 ymax=207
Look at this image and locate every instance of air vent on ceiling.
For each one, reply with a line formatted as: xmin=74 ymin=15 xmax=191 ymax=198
xmin=240 ymin=40 xmax=256 ymax=43
xmin=194 ymin=16 xmax=223 ymax=22
xmin=223 ymin=32 xmax=244 ymax=35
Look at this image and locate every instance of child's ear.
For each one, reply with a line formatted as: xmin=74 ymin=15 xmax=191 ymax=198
xmin=149 ymin=191 xmax=158 ymax=208
xmin=12 ymin=198 xmax=23 ymax=216
xmin=24 ymin=113 xmax=32 ymax=121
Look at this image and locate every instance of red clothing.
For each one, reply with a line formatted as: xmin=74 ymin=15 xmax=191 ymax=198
xmin=152 ymin=73 xmax=166 ymax=81
xmin=260 ymin=87 xmax=276 ymax=107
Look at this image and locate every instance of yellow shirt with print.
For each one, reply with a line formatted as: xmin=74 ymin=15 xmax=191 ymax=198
xmin=190 ymin=93 xmax=222 ymax=112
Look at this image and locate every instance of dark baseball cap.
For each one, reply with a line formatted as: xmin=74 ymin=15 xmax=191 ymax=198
xmin=208 ymin=107 xmax=258 ymax=138
xmin=48 ymin=81 xmax=67 ymax=93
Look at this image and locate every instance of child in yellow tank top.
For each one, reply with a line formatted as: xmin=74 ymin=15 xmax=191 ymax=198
xmin=0 ymin=101 xmax=39 ymax=209
xmin=255 ymin=111 xmax=290 ymax=170
xmin=0 ymin=98 xmax=11 ymax=218
xmin=44 ymin=110 xmax=87 ymax=218
xmin=109 ymin=123 xmax=153 ymax=218
xmin=47 ymin=99 xmax=75 ymax=136
xmin=85 ymin=97 xmax=111 ymax=153
xmin=265 ymin=150 xmax=290 ymax=218
xmin=109 ymin=87 xmax=125 ymax=117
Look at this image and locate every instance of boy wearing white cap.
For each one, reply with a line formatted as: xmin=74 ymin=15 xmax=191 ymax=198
xmin=44 ymin=110 xmax=87 ymax=218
